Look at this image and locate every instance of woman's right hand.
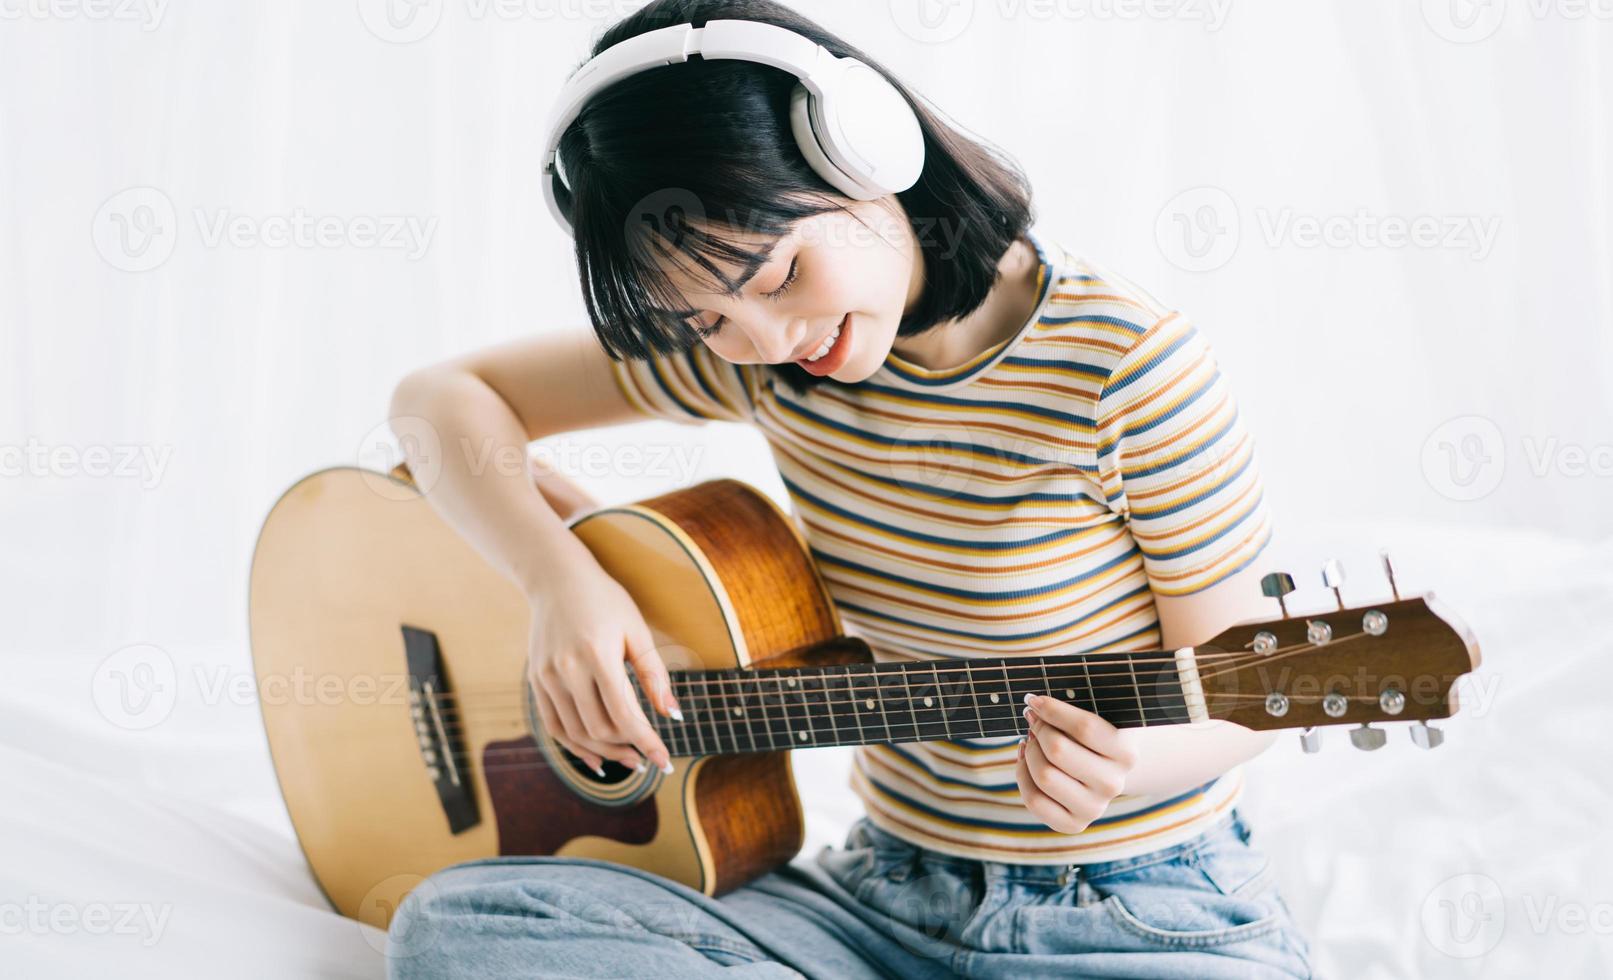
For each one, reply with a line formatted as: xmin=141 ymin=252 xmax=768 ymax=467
xmin=526 ymin=563 xmax=680 ymax=777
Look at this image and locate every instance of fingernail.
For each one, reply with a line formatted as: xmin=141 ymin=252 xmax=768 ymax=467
xmin=669 ymin=705 xmax=684 ymax=722
xmin=634 ymin=760 xmax=646 ymax=773
xmin=1022 ymin=704 xmax=1035 ymax=722
xmin=660 ymin=759 xmax=675 ymax=775
xmin=592 ymin=763 xmax=605 ymax=778
xmin=1023 ymin=693 xmax=1039 ymax=707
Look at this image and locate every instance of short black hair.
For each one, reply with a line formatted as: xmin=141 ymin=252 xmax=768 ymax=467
xmin=555 ymin=0 xmax=1035 ymax=395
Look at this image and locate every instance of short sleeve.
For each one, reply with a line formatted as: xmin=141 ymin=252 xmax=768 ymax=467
xmin=1093 ymin=311 xmax=1274 ymax=597
xmin=607 ymin=342 xmax=758 ymax=426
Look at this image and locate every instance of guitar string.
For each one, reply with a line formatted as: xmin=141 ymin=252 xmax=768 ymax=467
xmin=419 ymin=645 xmax=1306 ymax=724
xmin=422 ymin=636 xmax=1362 ymax=762
xmin=419 ymin=636 xmax=1348 ymax=745
xmin=425 ymin=634 xmax=1344 ymax=714
xmin=426 ymin=644 xmax=1301 ymax=698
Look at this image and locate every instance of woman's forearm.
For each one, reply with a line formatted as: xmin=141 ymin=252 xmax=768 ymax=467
xmin=1116 ymin=721 xmax=1279 ymax=798
xmin=388 ymin=368 xmax=600 ymax=601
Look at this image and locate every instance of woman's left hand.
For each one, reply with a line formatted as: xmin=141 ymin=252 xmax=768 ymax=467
xmin=1014 ymin=693 xmax=1139 ymax=835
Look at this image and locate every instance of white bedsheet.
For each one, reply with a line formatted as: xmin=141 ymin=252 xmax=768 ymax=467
xmin=3 ymin=521 xmax=1609 ymax=978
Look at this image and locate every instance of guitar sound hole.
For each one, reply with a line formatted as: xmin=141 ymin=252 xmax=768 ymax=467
xmin=558 ymin=747 xmax=634 ymax=785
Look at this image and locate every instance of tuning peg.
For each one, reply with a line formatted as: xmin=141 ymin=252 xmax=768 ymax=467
xmin=1349 ymin=723 xmax=1387 ymax=751
xmin=1410 ymin=721 xmax=1445 ymax=749
xmin=1261 ymin=572 xmax=1297 ymax=617
xmin=1379 ymin=549 xmax=1401 ymax=601
xmin=1298 ymin=726 xmax=1322 ymax=753
xmin=1321 ymin=559 xmax=1346 ymax=610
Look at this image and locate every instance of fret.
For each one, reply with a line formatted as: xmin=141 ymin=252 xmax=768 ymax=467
xmin=872 ymin=662 xmax=897 ymax=743
xmin=1128 ymin=657 xmax=1148 ymax=728
xmin=803 ymin=670 xmax=832 ymax=747
xmin=1134 ymin=652 xmax=1194 ymax=725
xmin=818 ymin=665 xmax=863 ymax=749
xmin=924 ymin=662 xmax=950 ymax=740
xmin=1037 ymin=657 xmax=1055 ymax=733
xmin=961 ymin=661 xmax=988 ymax=740
xmin=732 ymin=671 xmax=759 ymax=752
xmin=771 ymin=673 xmax=797 ymax=749
xmin=692 ymin=674 xmax=714 ymax=755
xmin=1083 ymin=651 xmax=1145 ymax=728
xmin=757 ymin=672 xmax=784 ymax=750
xmin=897 ymin=665 xmax=923 ymax=743
xmin=972 ymin=658 xmax=1021 ymax=738
xmin=710 ymin=673 xmax=736 ymax=752
xmin=715 ymin=671 xmax=742 ymax=751
xmin=839 ymin=665 xmax=870 ymax=747
xmin=668 ymin=675 xmax=695 ymax=756
xmin=776 ymin=671 xmax=814 ymax=747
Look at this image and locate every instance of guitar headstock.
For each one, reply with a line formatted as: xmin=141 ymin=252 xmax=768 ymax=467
xmin=1190 ymin=552 xmax=1482 ymax=752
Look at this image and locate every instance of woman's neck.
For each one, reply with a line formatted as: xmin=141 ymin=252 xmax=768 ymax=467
xmin=889 ymin=235 xmax=1041 ymax=372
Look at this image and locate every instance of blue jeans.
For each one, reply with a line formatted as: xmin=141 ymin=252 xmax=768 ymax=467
xmin=386 ymin=808 xmax=1314 ymax=979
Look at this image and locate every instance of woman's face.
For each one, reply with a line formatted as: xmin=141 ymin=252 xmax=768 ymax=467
xmin=660 ymin=198 xmax=922 ymax=383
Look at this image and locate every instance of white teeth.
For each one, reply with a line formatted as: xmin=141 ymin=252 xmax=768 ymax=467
xmin=804 ymin=325 xmax=842 ymax=363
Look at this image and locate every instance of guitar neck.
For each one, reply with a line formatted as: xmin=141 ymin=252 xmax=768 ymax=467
xmin=646 ymin=649 xmax=1199 ymax=758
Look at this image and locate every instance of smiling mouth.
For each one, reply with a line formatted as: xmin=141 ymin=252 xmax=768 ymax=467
xmin=793 ymin=314 xmax=849 ymax=363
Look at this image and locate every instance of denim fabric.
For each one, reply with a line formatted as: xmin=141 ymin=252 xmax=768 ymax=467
xmin=387 ymin=807 xmax=1314 ymax=979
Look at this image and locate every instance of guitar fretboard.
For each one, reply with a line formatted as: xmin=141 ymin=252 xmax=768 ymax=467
xmin=641 ymin=651 xmax=1193 ymax=757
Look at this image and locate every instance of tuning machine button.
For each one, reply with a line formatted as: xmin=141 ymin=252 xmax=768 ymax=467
xmin=1349 ymin=723 xmax=1387 ymax=751
xmin=1251 ymin=630 xmax=1279 ymax=655
xmin=1410 ymin=721 xmax=1445 ymax=749
xmin=1298 ymin=727 xmax=1322 ymax=753
xmin=1321 ymin=559 xmax=1346 ymax=610
xmin=1261 ymin=572 xmax=1297 ymax=617
xmin=1379 ymin=549 xmax=1402 ymax=601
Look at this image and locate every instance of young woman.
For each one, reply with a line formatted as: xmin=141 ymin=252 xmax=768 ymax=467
xmin=384 ymin=1 xmax=1314 ymax=976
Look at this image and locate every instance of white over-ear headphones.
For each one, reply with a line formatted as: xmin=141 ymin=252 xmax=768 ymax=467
xmin=540 ymin=19 xmax=926 ymax=236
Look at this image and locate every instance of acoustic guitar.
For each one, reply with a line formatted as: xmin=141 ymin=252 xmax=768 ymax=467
xmin=247 ymin=464 xmax=1480 ymax=932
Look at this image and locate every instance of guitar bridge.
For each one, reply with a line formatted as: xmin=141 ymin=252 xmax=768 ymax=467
xmin=402 ymin=625 xmax=480 ymax=835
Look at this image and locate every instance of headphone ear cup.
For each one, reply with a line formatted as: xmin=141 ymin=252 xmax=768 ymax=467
xmin=790 ymin=83 xmax=882 ymax=200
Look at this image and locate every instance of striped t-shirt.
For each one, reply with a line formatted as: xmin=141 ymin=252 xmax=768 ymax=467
xmin=606 ymin=227 xmax=1273 ymax=865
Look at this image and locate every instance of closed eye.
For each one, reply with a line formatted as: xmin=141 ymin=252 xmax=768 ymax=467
xmin=764 ymin=256 xmax=800 ymax=300
xmin=692 ymin=257 xmax=800 ymax=339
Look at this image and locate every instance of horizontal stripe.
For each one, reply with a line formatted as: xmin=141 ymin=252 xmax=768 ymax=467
xmin=608 ymin=228 xmax=1274 ymax=863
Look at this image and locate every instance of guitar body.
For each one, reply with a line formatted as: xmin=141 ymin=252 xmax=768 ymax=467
xmin=248 ymin=466 xmax=861 ymax=931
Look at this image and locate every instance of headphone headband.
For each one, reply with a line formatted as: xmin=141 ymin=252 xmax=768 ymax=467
xmin=540 ymin=19 xmax=925 ymax=235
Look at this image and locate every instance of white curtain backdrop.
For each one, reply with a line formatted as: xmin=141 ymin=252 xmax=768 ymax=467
xmin=2 ymin=1 xmax=1610 ymax=975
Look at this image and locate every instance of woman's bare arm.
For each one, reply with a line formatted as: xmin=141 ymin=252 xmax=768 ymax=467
xmin=388 ymin=329 xmax=642 ymax=597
